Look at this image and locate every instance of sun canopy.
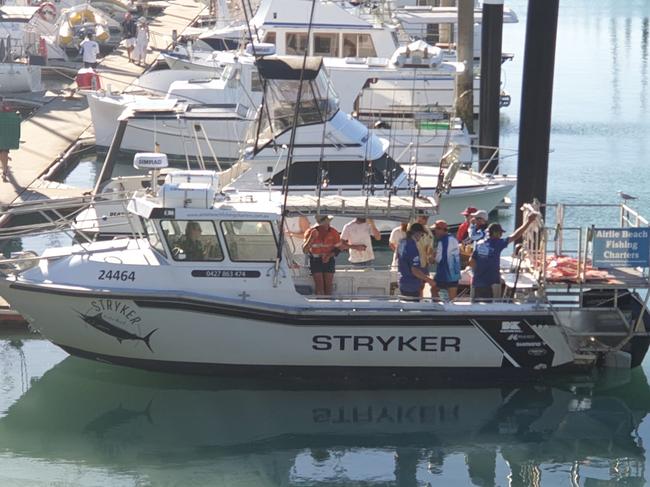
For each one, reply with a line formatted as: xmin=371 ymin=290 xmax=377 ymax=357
xmin=256 ymin=56 xmax=323 ymax=81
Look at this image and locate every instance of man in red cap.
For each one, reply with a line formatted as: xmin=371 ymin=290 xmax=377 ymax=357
xmin=456 ymin=206 xmax=477 ymax=242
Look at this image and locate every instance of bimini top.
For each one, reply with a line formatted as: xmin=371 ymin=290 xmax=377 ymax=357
xmin=256 ymin=56 xmax=323 ymax=81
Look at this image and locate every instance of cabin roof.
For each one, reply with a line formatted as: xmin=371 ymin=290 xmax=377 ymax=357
xmin=252 ymin=0 xmax=375 ymax=30
xmin=256 ymin=56 xmax=323 ymax=81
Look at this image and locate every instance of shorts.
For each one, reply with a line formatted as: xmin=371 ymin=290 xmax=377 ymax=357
xmin=435 ymin=280 xmax=459 ymax=289
xmin=309 ymin=255 xmax=335 ymax=274
xmin=124 ymin=37 xmax=136 ymax=48
xmin=472 ymin=286 xmax=497 ymax=301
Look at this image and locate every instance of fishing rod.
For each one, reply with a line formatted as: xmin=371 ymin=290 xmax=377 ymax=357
xmin=272 ymin=0 xmax=319 ymax=284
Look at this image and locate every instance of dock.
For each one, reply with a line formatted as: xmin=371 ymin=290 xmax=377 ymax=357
xmin=0 ymin=0 xmax=207 ymax=207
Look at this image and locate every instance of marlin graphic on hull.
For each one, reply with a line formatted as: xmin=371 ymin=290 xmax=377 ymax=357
xmin=75 ymin=311 xmax=157 ymax=352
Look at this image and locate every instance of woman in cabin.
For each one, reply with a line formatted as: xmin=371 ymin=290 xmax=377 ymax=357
xmin=173 ymin=221 xmax=206 ymax=260
xmin=303 ymin=215 xmax=343 ymax=296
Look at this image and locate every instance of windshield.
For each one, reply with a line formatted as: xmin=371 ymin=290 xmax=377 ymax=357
xmin=253 ymin=69 xmax=340 ymax=148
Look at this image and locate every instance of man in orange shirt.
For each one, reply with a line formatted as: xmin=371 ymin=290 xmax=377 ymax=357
xmin=303 ymin=215 xmax=343 ymax=296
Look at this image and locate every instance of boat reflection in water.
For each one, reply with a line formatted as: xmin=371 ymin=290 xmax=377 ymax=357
xmin=0 ymin=358 xmax=648 ymax=486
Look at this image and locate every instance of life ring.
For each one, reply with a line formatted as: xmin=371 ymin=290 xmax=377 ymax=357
xmin=38 ymin=2 xmax=57 ymax=23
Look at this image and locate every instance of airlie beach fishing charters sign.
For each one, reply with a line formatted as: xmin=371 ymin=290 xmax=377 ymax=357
xmin=592 ymin=228 xmax=650 ymax=268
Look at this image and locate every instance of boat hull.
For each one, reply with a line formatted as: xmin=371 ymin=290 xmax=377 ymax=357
xmin=0 ymin=63 xmax=42 ymax=92
xmin=88 ymin=94 xmax=251 ymax=160
xmin=3 ymin=281 xmax=581 ymax=378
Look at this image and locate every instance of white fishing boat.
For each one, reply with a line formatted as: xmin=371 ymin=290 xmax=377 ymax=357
xmin=0 ymin=171 xmax=648 ymax=379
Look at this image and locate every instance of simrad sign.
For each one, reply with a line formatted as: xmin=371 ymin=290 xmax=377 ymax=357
xmin=592 ymin=227 xmax=650 ymax=268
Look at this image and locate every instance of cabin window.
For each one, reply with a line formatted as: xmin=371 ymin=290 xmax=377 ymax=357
xmin=342 ymin=34 xmax=357 ymax=57
xmin=263 ymin=31 xmax=276 ymax=44
xmin=286 ymin=32 xmax=308 ymax=55
xmin=425 ymin=24 xmax=440 ymax=45
xmin=251 ymin=70 xmax=263 ymax=92
xmin=342 ymin=34 xmax=376 ymax=57
xmin=313 ymin=33 xmax=339 ymax=57
xmin=270 ymin=155 xmax=404 ymax=187
xmin=221 ymin=221 xmax=277 ymax=262
xmin=144 ymin=219 xmax=166 ymax=257
xmin=160 ymin=220 xmax=224 ymax=262
xmin=357 ymin=34 xmax=376 ymax=57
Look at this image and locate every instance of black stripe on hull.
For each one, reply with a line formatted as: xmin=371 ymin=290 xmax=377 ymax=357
xmin=10 ymin=282 xmax=556 ymax=328
xmin=58 ymin=343 xmax=590 ymax=386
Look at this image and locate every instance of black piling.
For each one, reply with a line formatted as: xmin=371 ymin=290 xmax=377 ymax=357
xmin=478 ymin=0 xmax=504 ymax=174
xmin=456 ymin=0 xmax=475 ymax=133
xmin=515 ymin=0 xmax=560 ymax=227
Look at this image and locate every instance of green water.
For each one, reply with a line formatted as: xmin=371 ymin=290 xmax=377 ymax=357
xmin=0 ymin=330 xmax=649 ymax=486
xmin=3 ymin=0 xmax=650 ymax=485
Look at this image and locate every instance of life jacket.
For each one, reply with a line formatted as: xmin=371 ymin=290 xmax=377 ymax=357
xmin=305 ymin=226 xmax=340 ymax=256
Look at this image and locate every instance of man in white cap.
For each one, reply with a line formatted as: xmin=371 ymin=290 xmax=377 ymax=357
xmin=468 ymin=209 xmax=489 ymax=242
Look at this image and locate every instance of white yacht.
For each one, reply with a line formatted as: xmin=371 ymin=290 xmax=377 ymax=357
xmin=79 ymin=56 xmax=514 ymax=235
xmin=94 ymin=42 xmax=471 ymax=165
xmin=87 ymin=66 xmax=256 ymax=162
xmin=1 ymin=170 xmax=648 ymax=378
xmin=162 ymin=42 xmax=473 ymax=164
xmin=391 ymin=4 xmax=519 ymax=58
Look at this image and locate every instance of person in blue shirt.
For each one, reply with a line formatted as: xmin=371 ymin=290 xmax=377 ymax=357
xmin=469 ymin=215 xmax=538 ymax=301
xmin=397 ymin=223 xmax=435 ymax=301
xmin=431 ymin=220 xmax=461 ymax=300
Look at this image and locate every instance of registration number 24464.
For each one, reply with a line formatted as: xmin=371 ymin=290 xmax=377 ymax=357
xmin=98 ymin=269 xmax=136 ymax=282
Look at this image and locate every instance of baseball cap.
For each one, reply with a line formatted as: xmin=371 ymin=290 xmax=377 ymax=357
xmin=433 ymin=220 xmax=448 ymax=231
xmin=461 ymin=206 xmax=477 ymax=216
xmin=316 ymin=215 xmax=333 ymax=224
xmin=488 ymin=222 xmax=505 ymax=235
xmin=471 ymin=209 xmax=489 ymax=221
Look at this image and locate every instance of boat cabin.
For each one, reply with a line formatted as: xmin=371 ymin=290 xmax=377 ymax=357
xmin=125 ymin=173 xmax=438 ymax=300
xmin=248 ymin=0 xmax=399 ymax=59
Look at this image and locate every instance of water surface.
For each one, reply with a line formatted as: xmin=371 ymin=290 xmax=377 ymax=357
xmin=3 ymin=1 xmax=650 ymax=485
